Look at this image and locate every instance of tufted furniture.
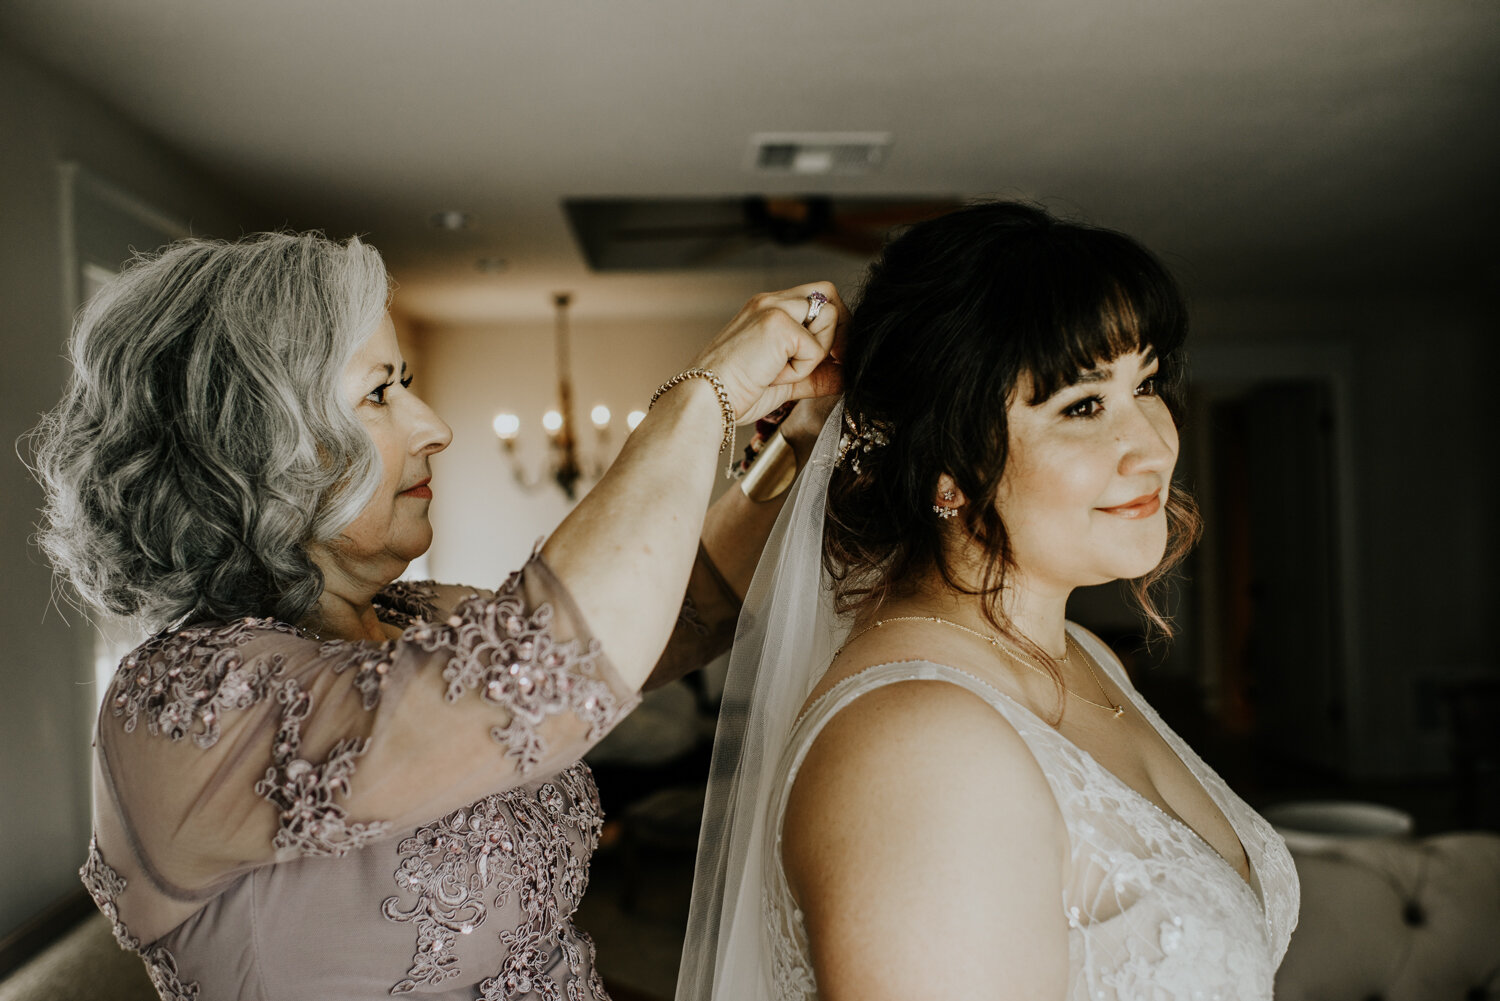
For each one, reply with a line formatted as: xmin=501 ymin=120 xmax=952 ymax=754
xmin=0 ymin=912 xmax=155 ymax=1001
xmin=1272 ymin=816 xmax=1500 ymax=1001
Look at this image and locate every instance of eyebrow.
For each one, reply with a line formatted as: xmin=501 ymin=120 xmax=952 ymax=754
xmin=1073 ymin=350 xmax=1160 ymax=385
xmin=363 ymin=361 xmax=408 ymax=381
xmin=1075 ymin=366 xmax=1112 ymax=385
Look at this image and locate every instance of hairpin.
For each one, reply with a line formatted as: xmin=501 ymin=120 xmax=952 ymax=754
xmin=835 ymin=411 xmax=892 ymax=473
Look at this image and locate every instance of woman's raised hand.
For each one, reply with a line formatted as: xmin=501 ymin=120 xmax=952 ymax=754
xmin=546 ymin=281 xmax=845 ymax=688
xmin=691 ymin=283 xmax=847 ymax=425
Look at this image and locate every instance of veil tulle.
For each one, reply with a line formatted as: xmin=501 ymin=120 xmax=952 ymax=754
xmin=675 ymin=402 xmax=850 ymax=1001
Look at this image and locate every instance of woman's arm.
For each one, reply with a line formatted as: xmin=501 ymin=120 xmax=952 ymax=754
xmin=543 ymin=287 xmax=844 ymax=691
xmin=699 ymin=396 xmax=833 ymax=597
xmin=782 ymin=680 xmax=1070 ymax=1001
xmin=640 ymin=398 xmax=837 ymax=691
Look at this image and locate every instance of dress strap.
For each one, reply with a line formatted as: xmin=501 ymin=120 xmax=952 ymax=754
xmin=1064 ymin=622 xmax=1137 ymax=693
xmin=770 ymin=659 xmax=1063 ymax=840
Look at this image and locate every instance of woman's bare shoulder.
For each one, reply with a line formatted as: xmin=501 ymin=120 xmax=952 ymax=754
xmin=780 ymin=666 xmax=1069 ymax=999
xmin=791 ymin=666 xmax=1052 ymax=806
xmin=786 ymin=616 xmax=1065 ymax=865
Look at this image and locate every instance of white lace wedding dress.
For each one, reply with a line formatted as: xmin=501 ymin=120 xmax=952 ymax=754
xmin=762 ymin=632 xmax=1299 ymax=1000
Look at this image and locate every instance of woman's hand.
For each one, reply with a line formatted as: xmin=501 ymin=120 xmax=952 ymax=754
xmin=777 ymin=392 xmax=841 ymax=466
xmin=545 ymin=282 xmax=845 ymax=690
xmin=691 ymin=283 xmax=847 ymax=425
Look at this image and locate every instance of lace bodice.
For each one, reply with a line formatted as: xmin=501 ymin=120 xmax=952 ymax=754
xmin=82 ymin=547 xmax=741 ymax=1000
xmin=762 ymin=626 xmax=1299 ymax=1001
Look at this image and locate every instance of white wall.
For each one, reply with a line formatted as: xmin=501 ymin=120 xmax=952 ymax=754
xmin=0 ymin=40 xmax=264 ymax=941
xmin=417 ymin=312 xmax=749 ymax=585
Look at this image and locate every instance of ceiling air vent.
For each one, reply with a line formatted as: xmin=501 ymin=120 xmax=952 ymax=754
xmin=749 ymin=132 xmax=892 ymax=175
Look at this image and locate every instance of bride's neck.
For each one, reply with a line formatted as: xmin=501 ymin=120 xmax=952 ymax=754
xmin=883 ymin=565 xmax=1072 ymax=660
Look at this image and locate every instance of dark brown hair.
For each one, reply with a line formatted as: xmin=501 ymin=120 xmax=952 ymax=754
xmin=824 ymin=201 xmax=1202 ymax=659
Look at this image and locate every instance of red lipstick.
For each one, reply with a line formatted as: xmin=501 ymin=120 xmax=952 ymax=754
xmin=1098 ymin=491 xmax=1161 ymax=519
xmin=400 ymin=478 xmax=432 ymax=500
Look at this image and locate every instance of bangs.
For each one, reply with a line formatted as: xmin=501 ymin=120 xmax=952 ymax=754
xmin=1008 ymin=228 xmax=1189 ymax=405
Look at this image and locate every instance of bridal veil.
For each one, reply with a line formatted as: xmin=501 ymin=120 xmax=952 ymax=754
xmin=675 ymin=403 xmax=848 ymax=1001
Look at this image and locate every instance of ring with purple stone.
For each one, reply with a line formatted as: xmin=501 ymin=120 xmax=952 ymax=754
xmin=803 ymin=290 xmax=829 ymax=325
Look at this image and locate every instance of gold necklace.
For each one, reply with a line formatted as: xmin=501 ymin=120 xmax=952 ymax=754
xmin=839 ymin=615 xmax=1126 ymax=719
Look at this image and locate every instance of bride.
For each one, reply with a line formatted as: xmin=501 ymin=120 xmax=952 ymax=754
xmin=677 ymin=202 xmax=1299 ymax=1001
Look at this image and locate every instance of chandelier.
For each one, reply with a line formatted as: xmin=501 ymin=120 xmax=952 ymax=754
xmin=492 ymin=292 xmax=644 ymax=500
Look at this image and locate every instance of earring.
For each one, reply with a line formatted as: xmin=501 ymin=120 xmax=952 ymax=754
xmin=933 ymin=487 xmax=958 ymax=520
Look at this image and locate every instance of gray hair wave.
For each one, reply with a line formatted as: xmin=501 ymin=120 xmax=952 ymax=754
xmin=29 ymin=232 xmax=390 ymax=630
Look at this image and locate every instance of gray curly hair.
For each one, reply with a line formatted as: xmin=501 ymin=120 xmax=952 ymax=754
xmin=30 ymin=232 xmax=390 ymax=630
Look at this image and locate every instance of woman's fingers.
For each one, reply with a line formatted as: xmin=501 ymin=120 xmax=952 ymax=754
xmin=802 ymin=283 xmax=849 ymax=353
xmin=741 ymin=331 xmax=844 ymax=419
xmin=736 ymin=369 xmax=841 ymax=425
xmin=690 ymin=281 xmax=846 ymax=424
xmin=770 ymin=325 xmax=833 ymax=385
xmin=764 ymin=282 xmax=847 ymax=370
xmin=788 ymin=355 xmax=844 ymax=400
xmin=822 ymin=288 xmax=850 ymax=362
xmin=749 ymin=282 xmax=844 ymax=350
xmin=756 ymin=282 xmax=839 ymax=327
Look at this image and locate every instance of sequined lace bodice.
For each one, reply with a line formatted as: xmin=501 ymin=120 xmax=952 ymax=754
xmin=82 ymin=550 xmax=741 ymax=1000
xmin=762 ymin=626 xmax=1299 ymax=1001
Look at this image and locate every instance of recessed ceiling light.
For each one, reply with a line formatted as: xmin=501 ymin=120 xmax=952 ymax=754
xmin=429 ymin=211 xmax=477 ymax=231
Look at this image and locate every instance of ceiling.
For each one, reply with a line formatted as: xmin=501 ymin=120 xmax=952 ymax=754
xmin=2 ymin=0 xmax=1496 ymax=323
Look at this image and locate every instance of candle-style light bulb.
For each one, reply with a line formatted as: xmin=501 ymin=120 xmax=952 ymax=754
xmin=493 ymin=412 xmax=521 ymax=441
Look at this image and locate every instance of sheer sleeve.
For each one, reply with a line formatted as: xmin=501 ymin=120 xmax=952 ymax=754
xmin=95 ymin=553 xmax=640 ymax=898
xmin=642 ymin=542 xmax=741 ymax=692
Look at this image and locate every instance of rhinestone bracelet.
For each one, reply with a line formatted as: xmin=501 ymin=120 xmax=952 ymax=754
xmin=649 ymin=367 xmax=737 ymax=453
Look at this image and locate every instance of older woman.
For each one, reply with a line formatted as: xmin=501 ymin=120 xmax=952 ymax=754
xmin=31 ymin=232 xmax=841 ymax=1000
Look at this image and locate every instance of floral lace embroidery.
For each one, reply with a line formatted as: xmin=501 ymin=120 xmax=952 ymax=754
xmin=109 ymin=618 xmax=296 ymax=748
xmin=764 ymin=890 xmax=817 ymax=1001
xmin=318 ymin=638 xmax=398 ymax=710
xmin=404 ymin=579 xmax=631 ymax=775
xmin=382 ymin=762 xmax=605 ymax=998
xmin=254 ymin=679 xmax=391 ymax=856
xmin=550 ymin=928 xmax=610 ymax=1001
xmin=1130 ymin=694 xmax=1301 ymax=966
xmin=80 ymin=837 xmax=200 ymax=1001
xmin=375 ymin=580 xmax=443 ymax=629
xmin=314 ymin=581 xmax=448 ymax=710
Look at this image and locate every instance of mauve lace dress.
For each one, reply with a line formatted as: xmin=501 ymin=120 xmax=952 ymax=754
xmin=81 ymin=548 xmax=738 ymax=1001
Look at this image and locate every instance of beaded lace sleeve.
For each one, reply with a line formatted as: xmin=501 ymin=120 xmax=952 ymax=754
xmin=93 ymin=552 xmax=640 ymax=912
